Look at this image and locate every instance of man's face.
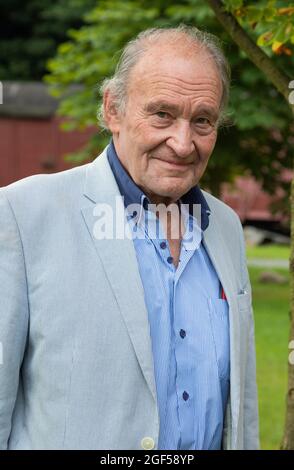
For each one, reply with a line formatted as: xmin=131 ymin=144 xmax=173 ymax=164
xmin=106 ymin=42 xmax=222 ymax=204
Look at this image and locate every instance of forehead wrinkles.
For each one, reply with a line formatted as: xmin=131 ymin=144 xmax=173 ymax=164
xmin=146 ymin=74 xmax=220 ymax=95
xmin=129 ymin=45 xmax=220 ymax=83
xmin=127 ymin=48 xmax=222 ymax=109
xmin=130 ymin=74 xmax=221 ymax=111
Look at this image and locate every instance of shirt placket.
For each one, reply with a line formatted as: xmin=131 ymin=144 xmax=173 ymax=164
xmin=171 ymin=213 xmax=203 ymax=449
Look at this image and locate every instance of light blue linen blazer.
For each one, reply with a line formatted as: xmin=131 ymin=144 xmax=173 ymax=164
xmin=0 ymin=147 xmax=259 ymax=450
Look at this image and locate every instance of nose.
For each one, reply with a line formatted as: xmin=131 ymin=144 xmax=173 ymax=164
xmin=166 ymin=120 xmax=195 ymax=158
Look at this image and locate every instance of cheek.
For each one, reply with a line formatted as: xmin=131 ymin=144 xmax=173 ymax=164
xmin=207 ymin=131 xmax=218 ymax=148
xmin=197 ymin=133 xmax=217 ymax=157
xmin=131 ymin=119 xmax=168 ymax=147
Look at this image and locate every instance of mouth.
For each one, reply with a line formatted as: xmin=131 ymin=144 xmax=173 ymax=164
xmin=155 ymin=158 xmax=193 ymax=171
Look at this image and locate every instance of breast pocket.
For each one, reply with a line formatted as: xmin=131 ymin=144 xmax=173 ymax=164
xmin=208 ymin=298 xmax=230 ymax=381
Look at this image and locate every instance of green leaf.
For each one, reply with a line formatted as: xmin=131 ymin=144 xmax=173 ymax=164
xmin=257 ymin=31 xmax=274 ymax=46
xmin=223 ymin=0 xmax=244 ymax=12
xmin=243 ymin=6 xmax=264 ymax=23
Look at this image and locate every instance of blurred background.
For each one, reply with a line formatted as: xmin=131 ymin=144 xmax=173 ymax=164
xmin=0 ymin=0 xmax=293 ymax=449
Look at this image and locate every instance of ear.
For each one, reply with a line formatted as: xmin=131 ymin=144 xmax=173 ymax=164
xmin=103 ymin=90 xmax=122 ymax=133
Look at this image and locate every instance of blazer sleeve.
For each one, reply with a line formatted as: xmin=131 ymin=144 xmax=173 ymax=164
xmin=239 ymin=222 xmax=260 ymax=450
xmin=0 ymin=189 xmax=29 ymax=449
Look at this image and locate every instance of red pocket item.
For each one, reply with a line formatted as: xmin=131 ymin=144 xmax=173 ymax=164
xmin=220 ymin=285 xmax=227 ymax=301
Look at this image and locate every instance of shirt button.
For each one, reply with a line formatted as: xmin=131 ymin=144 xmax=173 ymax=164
xmin=183 ymin=391 xmax=189 ymax=401
xmin=160 ymin=241 xmax=167 ymax=249
xmin=180 ymin=329 xmax=186 ymax=338
xmin=141 ymin=437 xmax=155 ymax=450
xmin=167 ymin=256 xmax=173 ymax=264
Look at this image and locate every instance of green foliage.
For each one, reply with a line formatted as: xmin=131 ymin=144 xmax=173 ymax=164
xmin=44 ymin=0 xmax=293 ymax=209
xmin=223 ymin=0 xmax=294 ymax=54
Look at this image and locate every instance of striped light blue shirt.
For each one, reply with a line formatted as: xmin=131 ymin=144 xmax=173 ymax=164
xmin=107 ymin=141 xmax=230 ymax=450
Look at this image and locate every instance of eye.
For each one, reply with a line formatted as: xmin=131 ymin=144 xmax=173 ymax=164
xmin=195 ymin=117 xmax=212 ymax=126
xmin=155 ymin=111 xmax=170 ymax=119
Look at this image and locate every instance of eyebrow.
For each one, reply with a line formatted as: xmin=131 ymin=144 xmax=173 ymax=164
xmin=195 ymin=105 xmax=219 ymax=122
xmin=144 ymin=101 xmax=219 ymax=121
xmin=144 ymin=101 xmax=179 ymax=114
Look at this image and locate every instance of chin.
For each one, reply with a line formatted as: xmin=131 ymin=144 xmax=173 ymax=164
xmin=145 ymin=176 xmax=195 ymax=201
xmin=164 ymin=182 xmax=193 ymax=197
xmin=152 ymin=187 xmax=189 ymax=202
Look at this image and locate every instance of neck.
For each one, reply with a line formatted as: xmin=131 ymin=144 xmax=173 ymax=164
xmin=145 ymin=193 xmax=179 ymax=207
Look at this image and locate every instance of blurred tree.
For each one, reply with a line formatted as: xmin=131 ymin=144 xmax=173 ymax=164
xmin=45 ymin=0 xmax=293 ymax=212
xmin=207 ymin=0 xmax=294 ymax=450
xmin=0 ymin=0 xmax=97 ymax=80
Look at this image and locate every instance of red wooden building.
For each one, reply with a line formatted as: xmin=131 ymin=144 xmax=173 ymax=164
xmin=0 ymin=82 xmax=95 ymax=187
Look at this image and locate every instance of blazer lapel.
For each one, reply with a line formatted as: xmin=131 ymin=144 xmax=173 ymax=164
xmin=80 ymin=149 xmax=157 ymax=403
xmin=203 ymin=215 xmax=241 ymax=449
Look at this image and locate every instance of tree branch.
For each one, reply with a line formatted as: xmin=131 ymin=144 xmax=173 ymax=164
xmin=207 ymin=0 xmax=292 ymax=106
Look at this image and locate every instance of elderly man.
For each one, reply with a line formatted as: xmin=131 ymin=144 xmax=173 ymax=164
xmin=0 ymin=25 xmax=259 ymax=450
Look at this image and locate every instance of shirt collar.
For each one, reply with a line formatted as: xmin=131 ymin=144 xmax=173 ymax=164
xmin=106 ymin=139 xmax=211 ymax=231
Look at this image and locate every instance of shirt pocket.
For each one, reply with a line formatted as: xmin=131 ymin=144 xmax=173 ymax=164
xmin=208 ymin=298 xmax=230 ymax=382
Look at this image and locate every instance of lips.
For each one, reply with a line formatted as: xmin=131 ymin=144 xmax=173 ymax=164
xmin=156 ymin=158 xmax=193 ymax=170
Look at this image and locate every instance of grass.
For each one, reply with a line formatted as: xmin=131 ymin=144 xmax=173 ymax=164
xmin=246 ymin=244 xmax=290 ymax=260
xmin=249 ymin=265 xmax=290 ymax=450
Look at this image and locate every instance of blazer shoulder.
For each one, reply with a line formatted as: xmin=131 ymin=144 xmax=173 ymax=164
xmin=1 ymin=162 xmax=91 ymax=211
xmin=202 ymin=189 xmax=242 ymax=229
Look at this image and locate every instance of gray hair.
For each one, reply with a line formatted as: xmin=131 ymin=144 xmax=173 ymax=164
xmin=98 ymin=24 xmax=231 ymax=130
